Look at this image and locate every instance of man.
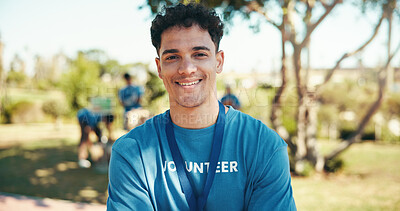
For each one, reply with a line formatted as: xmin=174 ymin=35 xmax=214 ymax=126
xmin=118 ymin=72 xmax=144 ymax=130
xmin=107 ymin=3 xmax=296 ymax=210
xmin=77 ymin=108 xmax=114 ymax=168
xmin=221 ymin=85 xmax=241 ymax=110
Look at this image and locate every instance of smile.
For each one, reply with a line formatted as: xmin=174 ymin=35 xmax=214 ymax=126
xmin=176 ymin=80 xmax=201 ymax=86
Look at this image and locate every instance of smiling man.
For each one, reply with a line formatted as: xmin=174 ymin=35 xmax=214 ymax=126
xmin=107 ymin=3 xmax=296 ymax=211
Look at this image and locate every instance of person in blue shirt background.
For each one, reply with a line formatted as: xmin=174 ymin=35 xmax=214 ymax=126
xmin=221 ymin=85 xmax=241 ymax=110
xmin=107 ymin=3 xmax=296 ymax=210
xmin=77 ymin=108 xmax=114 ymax=168
xmin=118 ymin=72 xmax=144 ymax=130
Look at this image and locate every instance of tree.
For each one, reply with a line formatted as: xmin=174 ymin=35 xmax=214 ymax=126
xmin=60 ymin=51 xmax=102 ymax=111
xmin=42 ymin=99 xmax=69 ymax=129
xmin=143 ymin=0 xmax=400 ymax=174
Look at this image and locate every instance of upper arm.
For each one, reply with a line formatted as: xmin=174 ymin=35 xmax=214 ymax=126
xmin=107 ymin=141 xmax=154 ymax=211
xmin=248 ymin=144 xmax=297 ymax=210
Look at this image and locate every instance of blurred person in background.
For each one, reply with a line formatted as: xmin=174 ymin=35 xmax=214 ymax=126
xmin=118 ymin=72 xmax=144 ymax=131
xmin=77 ymin=108 xmax=114 ymax=168
xmin=221 ymin=84 xmax=241 ymax=110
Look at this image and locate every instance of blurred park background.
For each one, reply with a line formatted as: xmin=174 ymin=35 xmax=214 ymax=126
xmin=1 ymin=0 xmax=400 ymax=210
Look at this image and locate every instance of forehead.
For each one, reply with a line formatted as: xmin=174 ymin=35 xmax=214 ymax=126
xmin=159 ymin=25 xmax=215 ymax=52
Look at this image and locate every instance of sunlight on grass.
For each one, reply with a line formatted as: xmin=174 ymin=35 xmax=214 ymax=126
xmin=293 ymin=142 xmax=400 ymax=211
xmin=56 ymin=162 xmax=78 ymax=172
xmin=35 ymin=169 xmax=55 ymax=177
xmin=79 ymin=187 xmax=99 ymax=198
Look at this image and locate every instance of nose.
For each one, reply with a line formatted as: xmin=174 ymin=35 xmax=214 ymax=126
xmin=178 ymin=56 xmax=197 ymax=75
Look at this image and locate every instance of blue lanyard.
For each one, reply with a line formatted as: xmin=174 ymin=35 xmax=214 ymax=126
xmin=165 ymin=101 xmax=226 ymax=211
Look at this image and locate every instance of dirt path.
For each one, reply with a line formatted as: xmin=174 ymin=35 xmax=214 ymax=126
xmin=0 ymin=192 xmax=106 ymax=211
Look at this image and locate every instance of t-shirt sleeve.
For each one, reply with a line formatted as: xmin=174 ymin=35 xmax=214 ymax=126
xmin=247 ymin=124 xmax=297 ymax=211
xmin=247 ymin=131 xmax=297 ymax=210
xmin=107 ymin=139 xmax=154 ymax=210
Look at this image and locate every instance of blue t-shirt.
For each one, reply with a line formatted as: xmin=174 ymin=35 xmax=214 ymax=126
xmin=118 ymin=85 xmax=144 ymax=112
xmin=107 ymin=107 xmax=296 ymax=211
xmin=77 ymin=108 xmax=102 ymax=127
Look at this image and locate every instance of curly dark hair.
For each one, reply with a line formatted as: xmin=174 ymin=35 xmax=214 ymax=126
xmin=151 ymin=3 xmax=224 ymax=55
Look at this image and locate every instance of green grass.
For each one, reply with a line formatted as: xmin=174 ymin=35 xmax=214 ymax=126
xmin=5 ymin=88 xmax=65 ymax=104
xmin=293 ymin=142 xmax=400 ymax=210
xmin=0 ymin=138 xmax=109 ymax=204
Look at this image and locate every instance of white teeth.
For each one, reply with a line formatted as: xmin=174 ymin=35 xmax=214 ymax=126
xmin=179 ymin=80 xmax=200 ymax=86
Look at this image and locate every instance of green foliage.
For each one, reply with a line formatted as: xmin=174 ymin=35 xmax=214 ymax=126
xmin=318 ymin=105 xmax=339 ymax=125
xmin=383 ymin=92 xmax=400 ymax=118
xmin=300 ymin=162 xmax=316 ymax=176
xmin=318 ymin=80 xmax=377 ymax=113
xmin=34 ymin=79 xmax=55 ymax=90
xmin=6 ymin=70 xmax=27 ymax=86
xmin=42 ymin=100 xmax=69 ymax=119
xmin=60 ymin=51 xmax=102 ymax=111
xmin=282 ymin=114 xmax=297 ymax=136
xmin=6 ymin=101 xmax=45 ymax=123
xmin=0 ymin=97 xmax=13 ymax=124
xmin=358 ymin=0 xmax=399 ymax=17
xmin=280 ymin=86 xmax=298 ymax=136
xmin=144 ymin=70 xmax=166 ymax=103
xmin=381 ymin=125 xmax=400 ymax=143
xmin=324 ymin=157 xmax=344 ymax=173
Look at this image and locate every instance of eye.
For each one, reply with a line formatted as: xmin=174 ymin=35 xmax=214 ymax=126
xmin=165 ymin=55 xmax=178 ymax=61
xmin=194 ymin=53 xmax=208 ymax=58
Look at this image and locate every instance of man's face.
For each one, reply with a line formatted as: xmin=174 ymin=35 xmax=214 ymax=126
xmin=155 ymin=24 xmax=224 ymax=108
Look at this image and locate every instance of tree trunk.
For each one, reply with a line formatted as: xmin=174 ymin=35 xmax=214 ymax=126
xmin=270 ymin=25 xmax=290 ymax=142
xmin=305 ymin=92 xmax=324 ymax=172
xmin=292 ymin=46 xmax=308 ymax=174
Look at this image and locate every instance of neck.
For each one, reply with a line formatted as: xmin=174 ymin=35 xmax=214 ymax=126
xmin=169 ymin=99 xmax=220 ymax=129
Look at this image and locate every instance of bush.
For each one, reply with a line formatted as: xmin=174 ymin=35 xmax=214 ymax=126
xmin=1 ymin=97 xmax=13 ymax=124
xmin=42 ymin=100 xmax=69 ymax=119
xmin=6 ymin=70 xmax=27 ymax=86
xmin=9 ymin=101 xmax=45 ymax=123
xmin=324 ymin=158 xmax=344 ymax=173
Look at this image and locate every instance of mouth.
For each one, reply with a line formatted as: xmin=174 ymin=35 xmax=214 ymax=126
xmin=175 ymin=79 xmax=202 ymax=86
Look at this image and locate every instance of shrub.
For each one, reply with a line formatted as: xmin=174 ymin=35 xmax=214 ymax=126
xmin=42 ymin=100 xmax=69 ymax=119
xmin=9 ymin=101 xmax=45 ymax=123
xmin=324 ymin=157 xmax=344 ymax=173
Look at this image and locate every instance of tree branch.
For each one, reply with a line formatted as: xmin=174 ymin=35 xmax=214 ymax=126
xmin=247 ymin=1 xmax=280 ymax=29
xmin=318 ymin=13 xmax=385 ymax=89
xmin=300 ymin=0 xmax=342 ymax=49
xmin=325 ymin=41 xmax=400 ymax=161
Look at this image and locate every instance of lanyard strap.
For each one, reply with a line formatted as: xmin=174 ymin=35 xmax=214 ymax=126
xmin=165 ymin=101 xmax=226 ymax=211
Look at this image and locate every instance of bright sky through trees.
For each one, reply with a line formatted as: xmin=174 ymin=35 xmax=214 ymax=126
xmin=0 ymin=0 xmax=399 ymax=76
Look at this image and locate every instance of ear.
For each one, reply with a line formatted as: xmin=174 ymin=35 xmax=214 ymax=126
xmin=216 ymin=50 xmax=224 ymax=74
xmin=155 ymin=57 xmax=163 ymax=79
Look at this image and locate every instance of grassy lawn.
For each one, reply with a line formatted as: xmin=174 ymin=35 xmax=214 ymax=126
xmin=293 ymin=141 xmax=400 ymax=210
xmin=0 ymin=137 xmax=109 ymax=204
xmin=0 ymin=124 xmax=399 ymax=210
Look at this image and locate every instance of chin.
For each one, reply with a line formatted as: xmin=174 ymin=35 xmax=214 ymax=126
xmin=176 ymin=97 xmax=205 ymax=108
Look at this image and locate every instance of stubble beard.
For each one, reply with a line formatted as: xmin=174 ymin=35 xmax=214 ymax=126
xmin=175 ymin=89 xmax=205 ymax=108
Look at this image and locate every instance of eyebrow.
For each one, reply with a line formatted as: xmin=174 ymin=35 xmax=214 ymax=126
xmin=193 ymin=46 xmax=210 ymax=51
xmin=161 ymin=46 xmax=211 ymax=56
xmin=161 ymin=49 xmax=179 ymax=56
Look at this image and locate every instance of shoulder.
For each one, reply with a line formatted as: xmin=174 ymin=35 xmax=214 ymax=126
xmin=77 ymin=108 xmax=86 ymax=117
xmin=112 ymin=112 xmax=167 ymax=152
xmin=226 ymin=108 xmax=287 ymax=148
